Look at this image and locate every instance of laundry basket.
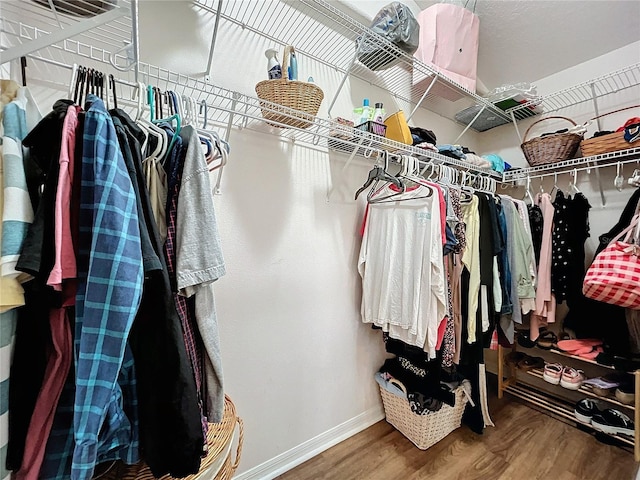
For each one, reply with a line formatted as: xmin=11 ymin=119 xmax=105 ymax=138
xmin=580 ymin=105 xmax=640 ymax=158
xmin=96 ymin=395 xmax=243 ymax=480
xmin=255 ymin=46 xmax=324 ymax=129
xmin=520 ymin=116 xmax=583 ymax=166
xmin=379 ymin=386 xmax=467 ymax=450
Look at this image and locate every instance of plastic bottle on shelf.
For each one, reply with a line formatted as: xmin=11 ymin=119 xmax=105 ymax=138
xmin=360 ymin=98 xmax=371 ymax=125
xmin=265 ymin=48 xmax=282 ymax=79
xmin=373 ymin=103 xmax=384 ymax=123
xmin=288 ymin=50 xmax=298 ymax=81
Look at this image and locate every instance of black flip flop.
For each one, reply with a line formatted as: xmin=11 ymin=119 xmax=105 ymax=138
xmin=536 ymin=330 xmax=558 ymax=350
xmin=504 ymin=351 xmax=526 ymax=368
xmin=517 ymin=355 xmax=545 ymax=371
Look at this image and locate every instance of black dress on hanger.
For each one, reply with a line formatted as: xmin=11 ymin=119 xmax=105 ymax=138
xmin=551 ymin=190 xmax=591 ymax=304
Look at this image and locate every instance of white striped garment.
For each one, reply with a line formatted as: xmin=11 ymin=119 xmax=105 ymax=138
xmin=0 ymin=87 xmax=41 ymax=480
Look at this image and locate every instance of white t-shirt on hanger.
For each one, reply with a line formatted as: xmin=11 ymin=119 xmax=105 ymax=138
xmin=358 ymin=184 xmax=447 ymax=358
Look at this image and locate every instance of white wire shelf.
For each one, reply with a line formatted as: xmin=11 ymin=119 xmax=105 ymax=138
xmin=194 ymin=0 xmax=512 ymax=130
xmin=503 ymin=147 xmax=640 ymax=181
xmin=0 ymin=0 xmax=138 ymax=76
xmin=506 ymin=63 xmax=640 ymax=118
xmin=135 ymin=60 xmax=503 ymax=178
xmin=17 ymin=45 xmax=502 ymax=180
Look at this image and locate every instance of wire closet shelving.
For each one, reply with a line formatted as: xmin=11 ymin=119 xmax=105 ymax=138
xmin=0 ymin=0 xmax=139 ymax=78
xmin=2 ymin=1 xmax=505 ymax=185
xmin=506 ymin=63 xmax=640 ymax=119
xmin=3 ymin=0 xmax=640 ymax=188
xmin=194 ymin=0 xmax=521 ymax=131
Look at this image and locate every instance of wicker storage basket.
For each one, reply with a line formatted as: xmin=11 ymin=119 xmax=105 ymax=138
xmin=520 ymin=116 xmax=583 ymax=167
xmin=379 ymin=386 xmax=467 ymax=450
xmin=581 ymin=131 xmax=630 ymax=157
xmin=255 ymin=46 xmax=324 ymax=129
xmin=95 ymin=395 xmax=243 ymax=480
xmin=580 ymin=106 xmax=640 ymax=158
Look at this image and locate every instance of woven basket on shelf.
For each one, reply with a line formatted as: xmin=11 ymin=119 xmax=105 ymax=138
xmin=580 ymin=105 xmax=640 ymax=158
xmin=520 ymin=116 xmax=583 ymax=167
xmin=255 ymin=46 xmax=324 ymax=129
xmin=379 ymin=386 xmax=467 ymax=450
xmin=95 ymin=395 xmax=243 ymax=480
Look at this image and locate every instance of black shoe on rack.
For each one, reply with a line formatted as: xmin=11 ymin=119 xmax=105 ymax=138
xmin=615 ymin=382 xmax=635 ymax=406
xmin=591 ymin=409 xmax=635 ymax=437
xmin=574 ymin=398 xmax=604 ymax=425
xmin=516 ymin=330 xmax=536 ymax=349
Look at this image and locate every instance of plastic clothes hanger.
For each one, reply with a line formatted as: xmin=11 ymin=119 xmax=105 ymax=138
xmin=398 ymin=156 xmax=434 ymax=198
xmin=569 ymin=169 xmax=581 ymax=194
xmin=69 ymin=63 xmax=79 ymax=101
xmin=71 ymin=65 xmax=84 ymax=104
xmin=354 ymin=151 xmax=403 ymax=200
xmin=628 ymin=169 xmax=640 ymax=187
xmin=615 ymin=162 xmax=625 ymax=192
xmin=523 ymin=175 xmax=535 ymax=204
xmin=109 ymin=74 xmax=118 ymax=110
xmin=458 ymin=171 xmax=475 ymax=203
xmin=549 ymin=172 xmax=560 ymax=200
xmin=370 ymin=156 xmax=433 ymax=203
xmin=200 ymin=100 xmax=208 ymax=129
xmin=134 ymin=82 xmax=166 ymax=160
xmin=368 ymin=154 xmax=412 ymax=203
xmin=149 ymin=85 xmax=181 ymax=161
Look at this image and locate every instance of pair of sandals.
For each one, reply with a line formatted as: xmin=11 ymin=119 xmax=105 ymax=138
xmin=517 ymin=329 xmax=570 ymax=350
xmin=504 ymin=351 xmax=545 ymax=371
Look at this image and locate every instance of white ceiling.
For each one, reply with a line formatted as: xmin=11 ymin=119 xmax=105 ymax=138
xmin=410 ymin=0 xmax=640 ymax=91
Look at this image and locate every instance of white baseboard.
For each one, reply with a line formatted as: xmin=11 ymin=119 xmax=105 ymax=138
xmin=233 ymin=406 xmax=385 ymax=480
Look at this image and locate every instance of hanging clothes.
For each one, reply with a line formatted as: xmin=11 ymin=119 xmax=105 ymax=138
xmin=461 ymin=195 xmax=480 ymax=344
xmin=530 ymin=192 xmax=556 ymax=340
xmin=175 ymin=126 xmax=227 ymax=424
xmin=511 ymin=198 xmax=537 ymax=315
xmin=13 ymin=105 xmax=79 ymax=480
xmin=70 ymin=95 xmax=144 ymax=479
xmin=565 ymin=189 xmax=640 ymax=355
xmin=528 ymin=203 xmax=544 ymax=267
xmin=109 ymin=109 xmax=205 ymax=477
xmin=551 ymin=191 xmax=591 ymax=304
xmin=358 ymin=184 xmax=447 ymax=358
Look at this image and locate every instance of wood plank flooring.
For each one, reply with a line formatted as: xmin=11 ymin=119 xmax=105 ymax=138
xmin=278 ymin=393 xmax=638 ymax=480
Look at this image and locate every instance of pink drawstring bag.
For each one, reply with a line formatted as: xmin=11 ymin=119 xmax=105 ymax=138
xmin=413 ymin=3 xmax=480 ymax=95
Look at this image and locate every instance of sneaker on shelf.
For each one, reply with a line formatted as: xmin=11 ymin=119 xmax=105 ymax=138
xmin=543 ymin=363 xmax=563 ymax=385
xmin=592 ymin=385 xmax=615 ymax=397
xmin=615 ymin=382 xmax=636 ymax=406
xmin=560 ymin=367 xmax=586 ymax=390
xmin=574 ymin=398 xmax=605 ymax=425
xmin=591 ymin=409 xmax=635 ymax=437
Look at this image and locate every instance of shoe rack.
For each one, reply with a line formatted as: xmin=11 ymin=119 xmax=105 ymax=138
xmin=497 ymin=344 xmax=640 ymax=461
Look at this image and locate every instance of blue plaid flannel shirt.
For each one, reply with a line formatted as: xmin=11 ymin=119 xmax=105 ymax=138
xmin=70 ymin=95 xmax=143 ymax=479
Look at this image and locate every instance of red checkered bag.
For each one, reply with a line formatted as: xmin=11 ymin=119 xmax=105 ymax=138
xmin=583 ymin=214 xmax=640 ymax=309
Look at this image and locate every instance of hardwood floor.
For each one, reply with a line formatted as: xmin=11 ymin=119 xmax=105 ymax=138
xmin=278 ymin=393 xmax=639 ymax=480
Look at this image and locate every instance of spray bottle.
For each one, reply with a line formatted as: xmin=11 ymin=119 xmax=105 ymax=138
xmin=265 ymin=49 xmax=282 ymax=79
